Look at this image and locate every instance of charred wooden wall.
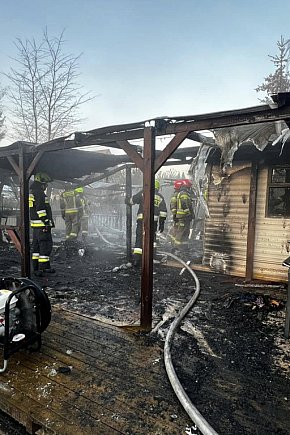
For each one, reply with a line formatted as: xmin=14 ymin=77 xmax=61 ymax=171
xmin=203 ymin=163 xmax=251 ymax=277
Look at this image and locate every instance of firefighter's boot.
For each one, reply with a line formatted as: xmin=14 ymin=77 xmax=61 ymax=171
xmin=33 ymin=259 xmax=44 ymax=277
xmin=40 ymin=262 xmax=56 ymax=274
xmin=133 ymin=254 xmax=142 ymax=268
xmin=34 ymin=270 xmax=44 ymax=277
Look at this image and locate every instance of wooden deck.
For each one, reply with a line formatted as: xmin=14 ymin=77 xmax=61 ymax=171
xmin=0 ymin=308 xmax=193 ymax=434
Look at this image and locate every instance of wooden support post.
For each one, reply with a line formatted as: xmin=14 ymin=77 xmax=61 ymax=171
xmin=19 ymin=148 xmax=31 ymax=278
xmin=245 ymin=162 xmax=258 ymax=282
xmin=140 ymin=126 xmax=155 ymax=331
xmin=285 ymin=269 xmax=290 ymax=339
xmin=125 ymin=165 xmax=132 ymax=261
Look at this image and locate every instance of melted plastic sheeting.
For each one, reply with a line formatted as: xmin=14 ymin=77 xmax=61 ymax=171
xmin=188 ymin=119 xmax=290 ymax=225
xmin=189 ymin=144 xmax=211 ymax=221
xmin=213 ymin=120 xmax=287 ymax=169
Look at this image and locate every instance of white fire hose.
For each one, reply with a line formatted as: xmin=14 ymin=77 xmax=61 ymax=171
xmin=159 ymin=250 xmax=219 ymax=435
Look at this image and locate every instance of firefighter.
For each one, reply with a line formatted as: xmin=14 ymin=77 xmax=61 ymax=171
xmin=29 ymin=172 xmax=55 ymax=277
xmin=126 ymin=180 xmax=167 ymax=266
xmin=74 ymin=187 xmax=89 ymax=242
xmin=169 ymin=179 xmax=194 ymax=252
xmin=60 ymin=186 xmax=82 ymax=241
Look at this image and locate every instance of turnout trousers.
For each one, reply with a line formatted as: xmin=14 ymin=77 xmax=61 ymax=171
xmin=133 ymin=220 xmax=158 ymax=265
xmin=65 ymin=213 xmax=80 ymax=240
xmin=81 ymin=215 xmax=89 ymax=237
xmin=31 ymin=227 xmax=53 ymax=271
xmin=169 ymin=220 xmax=191 ymax=249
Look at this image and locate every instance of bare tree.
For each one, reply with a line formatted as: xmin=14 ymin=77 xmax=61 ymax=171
xmin=0 ymin=89 xmax=5 ymax=143
xmin=256 ymin=36 xmax=290 ymax=103
xmin=4 ymin=29 xmax=92 ymax=143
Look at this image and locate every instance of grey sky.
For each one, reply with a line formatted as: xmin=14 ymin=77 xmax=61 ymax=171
xmin=1 ymin=0 xmax=290 ymax=144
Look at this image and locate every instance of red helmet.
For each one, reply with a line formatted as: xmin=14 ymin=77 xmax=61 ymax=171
xmin=174 ymin=179 xmax=192 ymax=190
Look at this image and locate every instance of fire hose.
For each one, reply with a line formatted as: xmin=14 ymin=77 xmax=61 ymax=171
xmin=94 ymin=226 xmax=122 ymax=247
xmin=159 ymin=250 xmax=219 ymax=435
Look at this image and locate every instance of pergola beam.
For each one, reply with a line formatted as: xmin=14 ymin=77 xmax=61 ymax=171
xmin=154 ymin=131 xmax=189 ymax=173
xmin=162 ymin=105 xmax=290 ymax=135
xmin=116 ymin=140 xmax=144 ymax=171
xmin=2 ymin=93 xmax=290 ymax=330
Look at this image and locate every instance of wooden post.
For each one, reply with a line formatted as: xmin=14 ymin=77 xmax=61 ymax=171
xmin=125 ymin=165 xmax=132 ymax=261
xmin=285 ymin=269 xmax=290 ymax=339
xmin=140 ymin=126 xmax=155 ymax=331
xmin=245 ymin=162 xmax=258 ymax=282
xmin=19 ymin=147 xmax=31 ymax=278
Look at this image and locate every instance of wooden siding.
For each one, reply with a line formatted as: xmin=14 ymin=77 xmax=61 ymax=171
xmin=253 ymin=166 xmax=290 ymax=282
xmin=204 ymin=163 xmax=251 ymax=277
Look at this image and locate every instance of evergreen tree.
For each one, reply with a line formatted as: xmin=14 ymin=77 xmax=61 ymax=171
xmin=256 ymin=36 xmax=290 ymax=102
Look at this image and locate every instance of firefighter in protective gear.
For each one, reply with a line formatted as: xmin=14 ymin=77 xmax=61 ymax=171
xmin=75 ymin=187 xmax=89 ymax=241
xmin=169 ymin=179 xmax=194 ymax=251
xmin=29 ymin=172 xmax=55 ymax=277
xmin=60 ymin=186 xmax=82 ymax=241
xmin=126 ymin=180 xmax=167 ymax=266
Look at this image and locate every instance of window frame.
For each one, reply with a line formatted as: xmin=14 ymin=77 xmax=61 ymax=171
xmin=266 ymin=165 xmax=290 ymax=218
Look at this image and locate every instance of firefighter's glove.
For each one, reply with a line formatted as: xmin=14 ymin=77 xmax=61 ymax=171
xmin=158 ymin=220 xmax=165 ymax=233
xmin=42 ymin=226 xmax=51 ymax=233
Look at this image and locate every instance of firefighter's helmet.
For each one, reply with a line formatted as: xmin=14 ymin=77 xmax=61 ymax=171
xmin=75 ymin=187 xmax=84 ymax=193
xmin=155 ymin=180 xmax=160 ymax=190
xmin=34 ymin=172 xmax=52 ymax=183
xmin=183 ymin=179 xmax=192 ymax=188
xmin=174 ymin=179 xmax=192 ymax=190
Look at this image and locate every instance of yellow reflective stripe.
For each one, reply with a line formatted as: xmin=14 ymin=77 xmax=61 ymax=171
xmin=29 ymin=194 xmax=35 ymax=208
xmin=30 ymin=220 xmax=45 ymax=227
xmin=37 ymin=210 xmax=47 ymax=217
xmin=32 ymin=253 xmax=39 ymax=260
xmin=137 ymin=213 xmax=143 ymax=220
xmin=65 ymin=209 xmax=78 ymax=214
xmin=39 ymin=256 xmax=49 ymax=263
xmin=160 ymin=211 xmax=167 ymax=218
xmin=133 ymin=248 xmax=142 ymax=255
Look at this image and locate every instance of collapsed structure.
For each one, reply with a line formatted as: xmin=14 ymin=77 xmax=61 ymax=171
xmin=1 ymin=93 xmax=290 ymax=328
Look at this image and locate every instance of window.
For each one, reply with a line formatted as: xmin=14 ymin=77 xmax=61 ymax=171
xmin=267 ymin=167 xmax=290 ymax=218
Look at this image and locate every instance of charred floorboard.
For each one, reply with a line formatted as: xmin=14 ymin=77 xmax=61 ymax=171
xmin=0 ymin=307 xmax=192 ymax=435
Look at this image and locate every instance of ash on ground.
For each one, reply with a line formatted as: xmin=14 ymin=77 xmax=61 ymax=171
xmin=1 ymin=239 xmax=290 ymax=435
